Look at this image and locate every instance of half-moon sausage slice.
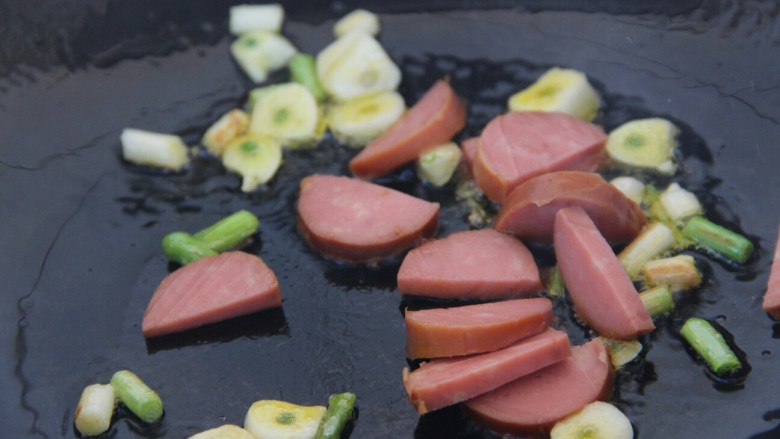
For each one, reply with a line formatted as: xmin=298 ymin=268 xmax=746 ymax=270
xmin=554 ymin=206 xmax=655 ymax=339
xmin=297 ymin=174 xmax=439 ymax=263
xmin=464 ymin=339 xmax=612 ymax=436
xmin=349 ymin=80 xmax=466 ymax=179
xmin=473 ymin=111 xmax=606 ymax=203
xmin=403 ymin=328 xmax=570 ymax=414
xmin=762 ymin=225 xmax=780 ymax=318
xmin=397 ymin=229 xmax=542 ymax=299
xmin=142 ymin=252 xmax=281 ymax=338
xmin=495 ymin=171 xmax=645 ymax=244
xmin=405 ymin=297 xmax=553 ymax=359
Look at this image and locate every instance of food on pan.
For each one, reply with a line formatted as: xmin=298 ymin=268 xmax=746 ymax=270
xmin=74 ymin=383 xmax=116 ymax=436
xmin=464 ymin=340 xmax=612 ymax=435
xmin=415 ymin=142 xmax=463 ymax=187
xmin=326 ymin=90 xmax=406 ymax=148
xmin=618 ymin=222 xmax=677 ymax=278
xmin=316 ymin=31 xmax=400 ymax=101
xmin=142 ymin=252 xmax=281 ymax=338
xmin=606 ymin=118 xmax=679 ymax=174
xmin=404 ymin=297 xmax=553 ymax=359
xmin=554 ymin=206 xmax=655 ymax=340
xmin=288 ymin=53 xmax=328 ymax=102
xmin=333 ymin=9 xmax=381 ymax=38
xmin=248 ymin=82 xmax=323 ymax=148
xmin=639 ymin=285 xmax=676 ymax=318
xmin=495 ymin=171 xmax=645 ymax=244
xmin=682 ymin=216 xmax=754 ymax=264
xmin=296 ymin=174 xmax=439 ymax=263
xmin=111 ymin=370 xmax=164 ymax=424
xmin=396 ymin=228 xmax=541 ymax=299
xmin=162 ymin=210 xmax=260 ymax=265
xmin=680 ymin=317 xmax=743 ymax=377
xmin=459 ymin=136 xmax=480 ymax=174
xmin=231 ymin=30 xmax=297 ymax=83
xmin=349 ymin=80 xmax=466 ymax=179
xmin=507 ymin=67 xmax=601 ymax=122
xmin=221 ymin=134 xmax=284 ymax=192
xmin=472 ymin=111 xmax=607 ymax=203
xmin=403 ymin=328 xmax=570 ymax=414
xmin=201 ymin=109 xmax=251 ymax=156
xmin=550 ymin=401 xmax=633 ymax=439
xmin=244 ymin=400 xmax=326 ymax=439
xmin=121 ymin=128 xmax=190 ymax=171
xmin=188 ymin=424 xmax=257 ymax=439
xmin=229 ymin=4 xmax=285 ymax=35
xmin=762 ymin=226 xmax=780 ymax=318
xmin=315 ymin=392 xmax=358 ymax=439
xmin=642 ymin=254 xmax=702 ymax=292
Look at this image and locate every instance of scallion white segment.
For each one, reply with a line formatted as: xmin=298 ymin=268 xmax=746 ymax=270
xmin=74 ymin=383 xmax=115 ymax=436
xmin=334 ymin=9 xmax=380 ymax=37
xmin=610 ymin=176 xmax=645 ymax=205
xmin=551 ymin=401 xmax=633 ymax=439
xmin=229 ymin=4 xmax=284 ymax=34
xmin=659 ymin=183 xmax=703 ymax=222
xmin=244 ymin=400 xmax=326 ymax=439
xmin=619 ymin=222 xmax=676 ymax=278
xmin=202 ymin=109 xmax=250 ymax=156
xmin=231 ymin=30 xmax=297 ymax=83
xmin=416 ymin=143 xmax=463 ymax=187
xmin=121 ymin=128 xmax=189 ymax=171
xmin=317 ymin=31 xmax=401 ymax=101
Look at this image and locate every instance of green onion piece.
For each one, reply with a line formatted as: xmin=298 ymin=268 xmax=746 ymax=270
xmin=544 ymin=265 xmax=566 ymax=298
xmin=289 ymin=53 xmax=328 ymax=102
xmin=682 ymin=216 xmax=753 ymax=264
xmin=680 ymin=317 xmax=742 ymax=376
xmin=162 ymin=231 xmax=218 ymax=265
xmin=193 ymin=210 xmax=260 ymax=253
xmin=639 ymin=285 xmax=674 ymax=317
xmin=111 ymin=370 xmax=164 ymax=424
xmin=315 ymin=392 xmax=357 ymax=439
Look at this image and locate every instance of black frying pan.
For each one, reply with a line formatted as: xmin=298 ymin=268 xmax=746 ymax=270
xmin=2 ymin=1 xmax=780 ymax=437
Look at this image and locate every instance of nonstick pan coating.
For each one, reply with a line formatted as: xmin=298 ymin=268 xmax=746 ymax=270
xmin=2 ymin=1 xmax=780 ymax=438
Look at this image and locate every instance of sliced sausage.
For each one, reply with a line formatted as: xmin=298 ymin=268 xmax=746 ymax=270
xmin=554 ymin=206 xmax=654 ymax=339
xmin=495 ymin=171 xmax=645 ymax=244
xmin=460 ymin=136 xmax=480 ymax=174
xmin=349 ymin=80 xmax=466 ymax=179
xmin=464 ymin=339 xmax=612 ymax=436
xmin=473 ymin=111 xmax=607 ymax=203
xmin=405 ymin=298 xmax=553 ymax=359
xmin=397 ymin=229 xmax=542 ymax=299
xmin=403 ymin=328 xmax=570 ymax=414
xmin=142 ymin=252 xmax=281 ymax=338
xmin=297 ymin=174 xmax=439 ymax=263
xmin=762 ymin=225 xmax=780 ymax=318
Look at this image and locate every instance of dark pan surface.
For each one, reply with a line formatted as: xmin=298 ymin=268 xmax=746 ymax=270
xmin=2 ymin=1 xmax=780 ymax=438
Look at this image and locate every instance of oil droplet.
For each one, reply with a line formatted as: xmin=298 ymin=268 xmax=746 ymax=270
xmin=762 ymin=350 xmax=772 ymax=358
xmin=219 ymin=415 xmax=226 ymax=422
xmin=715 ymin=314 xmax=727 ymax=323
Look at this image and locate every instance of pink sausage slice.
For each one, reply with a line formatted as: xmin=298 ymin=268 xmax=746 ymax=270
xmin=473 ymin=112 xmax=607 ymax=203
xmin=397 ymin=229 xmax=542 ymax=299
xmin=762 ymin=225 xmax=780 ymax=318
xmin=554 ymin=206 xmax=654 ymax=339
xmin=349 ymin=80 xmax=466 ymax=179
xmin=405 ymin=298 xmax=553 ymax=359
xmin=297 ymin=174 xmax=439 ymax=263
xmin=495 ymin=171 xmax=645 ymax=244
xmin=403 ymin=328 xmax=570 ymax=414
xmin=465 ymin=339 xmax=612 ymax=436
xmin=142 ymin=252 xmax=281 ymax=338
xmin=460 ymin=136 xmax=480 ymax=174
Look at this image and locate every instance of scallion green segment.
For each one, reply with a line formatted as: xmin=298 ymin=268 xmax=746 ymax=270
xmin=193 ymin=210 xmax=260 ymax=253
xmin=315 ymin=392 xmax=357 ymax=439
xmin=680 ymin=317 xmax=742 ymax=376
xmin=639 ymin=285 xmax=674 ymax=317
xmin=682 ymin=216 xmax=753 ymax=264
xmin=111 ymin=370 xmax=164 ymax=424
xmin=289 ymin=53 xmax=328 ymax=102
xmin=162 ymin=231 xmax=218 ymax=265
